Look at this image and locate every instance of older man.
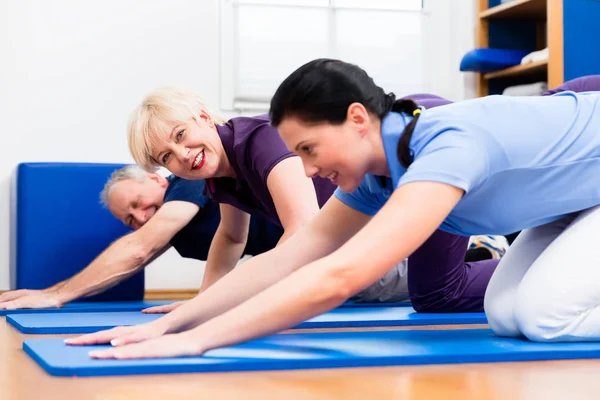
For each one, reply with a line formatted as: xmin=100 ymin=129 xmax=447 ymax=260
xmin=0 ymin=165 xmax=284 ymax=312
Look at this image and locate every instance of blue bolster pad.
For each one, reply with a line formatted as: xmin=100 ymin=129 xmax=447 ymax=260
xmin=459 ymin=48 xmax=532 ymax=73
xmin=10 ymin=162 xmax=143 ymax=302
xmin=6 ymin=307 xmax=487 ymax=334
xmin=24 ymin=329 xmax=600 ymax=377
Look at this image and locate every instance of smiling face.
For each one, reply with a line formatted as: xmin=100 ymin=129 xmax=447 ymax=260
xmin=277 ymin=104 xmax=379 ymax=193
xmin=106 ymin=174 xmax=168 ymax=229
xmin=149 ymin=111 xmax=230 ymax=180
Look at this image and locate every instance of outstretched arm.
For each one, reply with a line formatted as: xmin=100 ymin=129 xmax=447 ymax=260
xmin=67 ymin=196 xmax=370 ymax=347
xmin=0 ymin=201 xmax=197 ymax=310
xmin=267 ymin=156 xmax=322 ymax=244
xmin=86 ymin=182 xmax=463 ymax=359
xmin=198 ymin=204 xmax=251 ymax=290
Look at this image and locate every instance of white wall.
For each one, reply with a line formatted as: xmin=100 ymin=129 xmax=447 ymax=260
xmin=423 ymin=0 xmax=478 ymax=102
xmin=0 ymin=0 xmax=477 ymax=291
xmin=0 ymin=0 xmax=227 ymax=290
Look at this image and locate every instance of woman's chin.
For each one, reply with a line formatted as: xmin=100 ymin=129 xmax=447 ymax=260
xmin=338 ymin=178 xmax=360 ymax=193
xmin=177 ymin=170 xmax=203 ymax=180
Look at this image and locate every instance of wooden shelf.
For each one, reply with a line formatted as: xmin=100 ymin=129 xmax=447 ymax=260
xmin=479 ymin=0 xmax=546 ymax=20
xmin=484 ymin=59 xmax=547 ymax=80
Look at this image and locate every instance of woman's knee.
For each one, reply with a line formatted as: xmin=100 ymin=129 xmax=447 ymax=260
xmin=513 ymin=290 xmax=577 ymax=342
xmin=483 ymin=289 xmax=522 ymax=338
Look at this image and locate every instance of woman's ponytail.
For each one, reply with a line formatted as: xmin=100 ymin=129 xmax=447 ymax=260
xmin=388 ymin=97 xmax=421 ymax=168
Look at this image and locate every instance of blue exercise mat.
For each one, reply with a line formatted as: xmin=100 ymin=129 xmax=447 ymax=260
xmin=6 ymin=307 xmax=487 ymax=334
xmin=340 ymin=300 xmax=412 ymax=308
xmin=0 ymin=301 xmax=171 ymax=316
xmin=0 ymin=300 xmax=407 ymax=317
xmin=23 ymin=328 xmax=600 ymax=377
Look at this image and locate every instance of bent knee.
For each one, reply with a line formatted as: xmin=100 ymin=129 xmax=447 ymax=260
xmin=514 ymin=297 xmax=580 ymax=342
xmin=484 ymin=292 xmax=522 ymax=338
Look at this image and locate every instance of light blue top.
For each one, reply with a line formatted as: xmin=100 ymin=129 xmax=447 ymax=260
xmin=335 ymin=91 xmax=600 ymax=235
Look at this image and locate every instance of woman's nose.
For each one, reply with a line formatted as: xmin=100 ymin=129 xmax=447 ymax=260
xmin=176 ymin=146 xmax=191 ymax=162
xmin=304 ymin=163 xmax=319 ymax=178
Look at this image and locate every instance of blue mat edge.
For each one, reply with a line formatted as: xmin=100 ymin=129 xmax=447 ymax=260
xmin=22 ymin=328 xmax=600 ymax=378
xmin=294 ymin=314 xmax=487 ymax=329
xmin=0 ymin=301 xmax=411 ymax=317
xmin=7 ymin=311 xmax=488 ymax=334
xmin=0 ymin=301 xmax=171 ymax=316
xmin=6 ymin=318 xmax=115 ymax=334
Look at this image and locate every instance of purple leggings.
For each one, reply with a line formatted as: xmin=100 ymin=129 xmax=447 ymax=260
xmin=408 ymin=229 xmax=498 ymax=313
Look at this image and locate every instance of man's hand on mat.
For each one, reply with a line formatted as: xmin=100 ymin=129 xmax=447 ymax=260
xmin=87 ymin=331 xmax=203 ymax=359
xmin=0 ymin=289 xmax=63 ymax=310
xmin=142 ymin=300 xmax=186 ymax=314
xmin=64 ymin=322 xmax=169 ymax=346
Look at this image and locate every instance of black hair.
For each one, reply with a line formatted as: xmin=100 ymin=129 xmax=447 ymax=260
xmin=269 ymin=58 xmax=421 ymax=168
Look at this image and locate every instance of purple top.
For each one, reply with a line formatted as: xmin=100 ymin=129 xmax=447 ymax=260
xmin=403 ymin=93 xmax=453 ymax=109
xmin=206 ymin=115 xmax=336 ymax=227
xmin=543 ymin=75 xmax=600 ymax=95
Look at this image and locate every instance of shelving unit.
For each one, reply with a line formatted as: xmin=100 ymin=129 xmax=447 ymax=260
xmin=483 ymin=59 xmax=547 ymax=80
xmin=479 ymin=0 xmax=547 ymax=19
xmin=475 ymin=0 xmax=600 ymax=97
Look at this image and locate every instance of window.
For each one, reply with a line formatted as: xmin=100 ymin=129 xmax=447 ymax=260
xmin=220 ymin=0 xmax=424 ymax=112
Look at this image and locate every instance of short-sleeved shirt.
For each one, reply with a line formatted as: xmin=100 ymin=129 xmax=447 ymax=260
xmin=337 ymin=91 xmax=600 ymax=236
xmin=164 ymin=175 xmax=282 ymax=260
xmin=205 ymin=115 xmax=336 ymax=227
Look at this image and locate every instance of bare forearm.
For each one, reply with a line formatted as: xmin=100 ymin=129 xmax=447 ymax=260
xmin=52 ymin=235 xmax=166 ymax=304
xmin=46 ymin=279 xmax=68 ymax=293
xmin=199 ymin=232 xmax=246 ymax=291
xmin=155 ymin=232 xmax=334 ymax=334
xmin=186 ymin=184 xmax=462 ymax=353
xmin=149 ymin=200 xmax=370 ymax=335
xmin=276 ymin=228 xmax=296 ymax=246
xmin=191 ymin=258 xmax=346 ymax=351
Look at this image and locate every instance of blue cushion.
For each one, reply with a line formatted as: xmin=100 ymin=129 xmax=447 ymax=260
xmin=459 ymin=48 xmax=531 ymax=73
xmin=10 ymin=162 xmax=144 ymax=302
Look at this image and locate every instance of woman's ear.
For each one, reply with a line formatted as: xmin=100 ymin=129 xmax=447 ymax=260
xmin=198 ymin=109 xmax=215 ymax=128
xmin=347 ymin=102 xmax=370 ymax=137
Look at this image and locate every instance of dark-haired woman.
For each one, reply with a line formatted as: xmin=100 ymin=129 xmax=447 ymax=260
xmin=67 ymin=66 xmax=600 ymax=359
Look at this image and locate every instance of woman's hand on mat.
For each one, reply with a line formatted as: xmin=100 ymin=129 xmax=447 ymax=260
xmin=0 ymin=289 xmax=63 ymax=310
xmin=64 ymin=321 xmax=170 ymax=346
xmin=142 ymin=300 xmax=186 ymax=314
xmin=87 ymin=331 xmax=204 ymax=359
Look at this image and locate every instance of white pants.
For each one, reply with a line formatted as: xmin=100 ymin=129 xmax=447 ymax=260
xmin=484 ymin=205 xmax=600 ymax=342
xmin=351 ymin=259 xmax=410 ymax=303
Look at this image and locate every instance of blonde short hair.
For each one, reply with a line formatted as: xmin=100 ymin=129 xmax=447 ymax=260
xmin=127 ymin=87 xmax=227 ymax=172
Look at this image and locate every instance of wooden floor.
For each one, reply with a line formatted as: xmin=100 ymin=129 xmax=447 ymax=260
xmin=2 ymin=319 xmax=600 ymax=400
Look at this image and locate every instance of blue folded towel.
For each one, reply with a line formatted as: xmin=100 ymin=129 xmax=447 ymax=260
xmin=460 ymin=48 xmax=532 ymax=73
